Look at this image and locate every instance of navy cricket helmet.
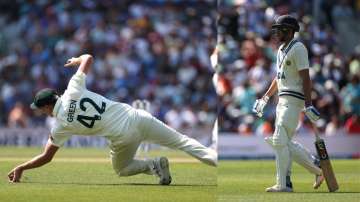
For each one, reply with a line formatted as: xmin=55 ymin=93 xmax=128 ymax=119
xmin=272 ymin=15 xmax=300 ymax=32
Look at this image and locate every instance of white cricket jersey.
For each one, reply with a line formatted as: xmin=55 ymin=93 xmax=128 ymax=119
xmin=276 ymin=39 xmax=309 ymax=100
xmin=50 ymin=71 xmax=134 ymax=147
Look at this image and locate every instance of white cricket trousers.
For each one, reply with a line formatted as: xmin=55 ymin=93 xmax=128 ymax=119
xmin=266 ymin=96 xmax=321 ymax=188
xmin=109 ymin=109 xmax=217 ymax=177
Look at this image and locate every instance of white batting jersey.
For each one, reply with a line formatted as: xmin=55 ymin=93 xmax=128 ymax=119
xmin=276 ymin=39 xmax=309 ymax=100
xmin=50 ymin=71 xmax=134 ymax=147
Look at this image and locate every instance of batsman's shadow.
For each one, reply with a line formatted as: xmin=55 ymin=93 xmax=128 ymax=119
xmin=124 ymin=182 xmax=216 ymax=187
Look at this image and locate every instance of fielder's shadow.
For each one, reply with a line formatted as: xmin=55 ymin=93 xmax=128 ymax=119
xmin=22 ymin=181 xmax=216 ymax=187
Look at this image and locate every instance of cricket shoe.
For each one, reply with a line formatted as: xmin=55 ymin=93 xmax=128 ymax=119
xmin=286 ymin=175 xmax=293 ymax=189
xmin=313 ymin=158 xmax=324 ymax=189
xmin=265 ymin=185 xmax=293 ymax=192
xmin=153 ymin=157 xmax=172 ymax=185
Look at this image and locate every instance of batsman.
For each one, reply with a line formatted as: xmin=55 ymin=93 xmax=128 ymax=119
xmin=253 ymin=15 xmax=324 ymax=192
xmin=8 ymin=54 xmax=217 ymax=185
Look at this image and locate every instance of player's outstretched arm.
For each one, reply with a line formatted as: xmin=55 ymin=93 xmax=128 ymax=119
xmin=7 ymin=137 xmax=59 ymax=183
xmin=64 ymin=54 xmax=93 ymax=75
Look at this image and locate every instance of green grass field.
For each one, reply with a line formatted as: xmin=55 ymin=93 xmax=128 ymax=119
xmin=218 ymin=159 xmax=360 ymax=202
xmin=0 ymin=147 xmax=216 ymax=202
xmin=2 ymin=147 xmax=359 ymax=202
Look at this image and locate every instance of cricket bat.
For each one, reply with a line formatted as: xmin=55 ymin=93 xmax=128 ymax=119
xmin=313 ymin=126 xmax=339 ymax=192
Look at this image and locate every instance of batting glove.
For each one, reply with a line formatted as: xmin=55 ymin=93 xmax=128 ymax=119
xmin=304 ymin=105 xmax=320 ymax=123
xmin=252 ymin=96 xmax=269 ymax=117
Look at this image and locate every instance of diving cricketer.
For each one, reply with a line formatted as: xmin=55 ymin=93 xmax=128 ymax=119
xmin=253 ymin=15 xmax=324 ymax=192
xmin=8 ymin=54 xmax=217 ymax=185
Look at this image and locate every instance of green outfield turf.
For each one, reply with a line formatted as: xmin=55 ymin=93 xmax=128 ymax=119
xmin=218 ymin=159 xmax=360 ymax=202
xmin=0 ymin=147 xmax=216 ymax=202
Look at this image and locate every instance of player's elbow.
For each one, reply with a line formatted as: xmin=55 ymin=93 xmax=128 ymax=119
xmin=41 ymin=153 xmax=54 ymax=163
xmin=44 ymin=157 xmax=52 ymax=164
xmin=78 ymin=54 xmax=94 ymax=74
xmin=83 ymin=54 xmax=93 ymax=61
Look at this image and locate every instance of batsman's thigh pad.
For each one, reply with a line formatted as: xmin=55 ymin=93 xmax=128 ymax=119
xmin=276 ymin=97 xmax=303 ymax=138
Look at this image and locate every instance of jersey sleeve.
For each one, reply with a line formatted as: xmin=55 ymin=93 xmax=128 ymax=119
xmin=65 ymin=70 xmax=87 ymax=99
xmin=50 ymin=124 xmax=71 ymax=147
xmin=293 ymin=44 xmax=309 ymax=71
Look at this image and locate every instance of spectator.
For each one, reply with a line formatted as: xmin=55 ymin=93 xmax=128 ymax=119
xmin=341 ymin=75 xmax=360 ymax=115
xmin=325 ymin=115 xmax=344 ymax=136
xmin=345 ymin=114 xmax=360 ymax=134
xmin=7 ymin=102 xmax=28 ymax=128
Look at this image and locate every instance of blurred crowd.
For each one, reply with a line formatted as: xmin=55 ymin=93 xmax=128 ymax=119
xmin=0 ymin=0 xmax=217 ymax=131
xmin=217 ymin=0 xmax=360 ymax=136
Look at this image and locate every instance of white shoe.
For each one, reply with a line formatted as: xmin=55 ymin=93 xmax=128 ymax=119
xmin=265 ymin=185 xmax=293 ymax=192
xmin=153 ymin=157 xmax=171 ymax=185
xmin=313 ymin=174 xmax=325 ymax=189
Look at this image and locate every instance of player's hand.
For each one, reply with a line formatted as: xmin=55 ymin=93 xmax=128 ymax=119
xmin=304 ymin=106 xmax=320 ymax=123
xmin=8 ymin=166 xmax=24 ymax=183
xmin=64 ymin=57 xmax=81 ymax=67
xmin=252 ymin=96 xmax=269 ymax=117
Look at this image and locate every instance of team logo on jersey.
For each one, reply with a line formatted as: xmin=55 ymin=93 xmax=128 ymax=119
xmin=67 ymin=99 xmax=77 ymax=122
xmin=286 ymin=60 xmax=291 ymax=66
